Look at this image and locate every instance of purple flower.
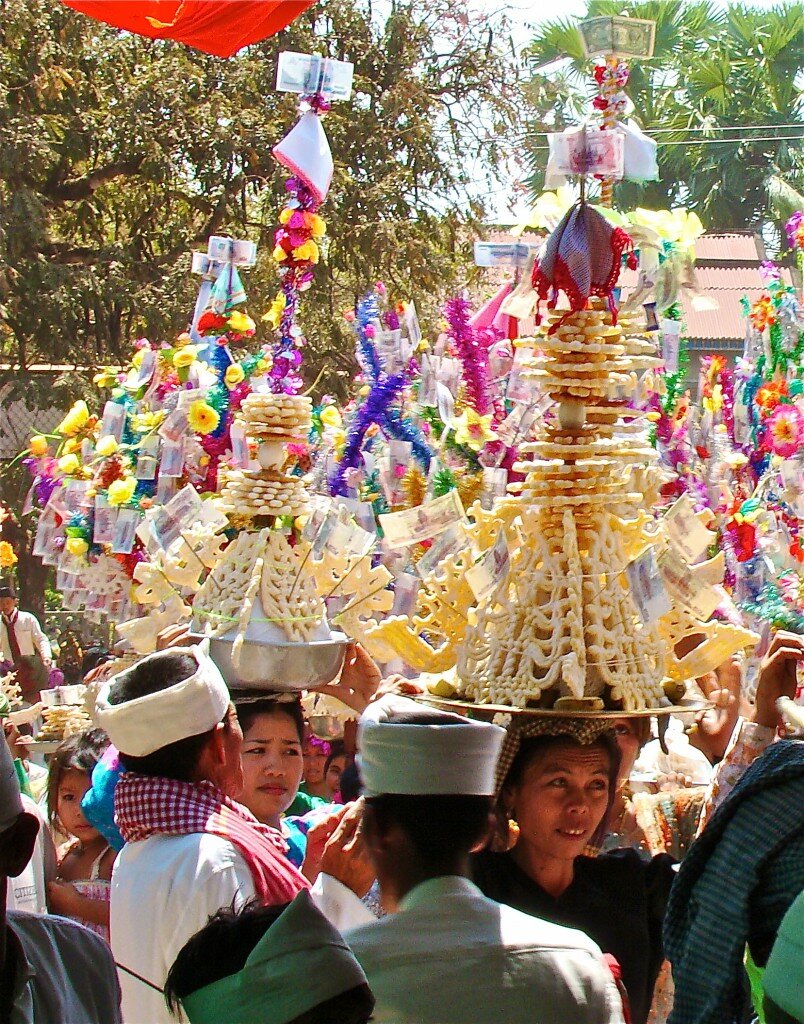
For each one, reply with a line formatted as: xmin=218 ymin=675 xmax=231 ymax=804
xmin=759 ymin=261 xmax=781 ymax=284
xmin=786 ymin=211 xmax=803 ymax=247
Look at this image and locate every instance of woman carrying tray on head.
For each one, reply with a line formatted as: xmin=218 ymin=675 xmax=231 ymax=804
xmin=472 ymin=714 xmax=671 ymax=1024
xmin=470 ymin=634 xmax=799 ymax=1024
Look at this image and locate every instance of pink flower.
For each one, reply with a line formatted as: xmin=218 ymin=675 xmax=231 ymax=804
xmin=766 ymin=404 xmax=804 ymax=458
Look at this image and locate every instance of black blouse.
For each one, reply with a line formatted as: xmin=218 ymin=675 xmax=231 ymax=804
xmin=472 ymin=848 xmax=675 ymax=1024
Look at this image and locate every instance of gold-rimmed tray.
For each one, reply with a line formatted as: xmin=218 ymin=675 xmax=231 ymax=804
xmin=413 ymin=693 xmax=712 ymax=719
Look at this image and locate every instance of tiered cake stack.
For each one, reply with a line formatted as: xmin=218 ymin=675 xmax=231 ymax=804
xmin=218 ymin=393 xmax=312 ymax=519
xmin=456 ymin=300 xmax=667 ymax=711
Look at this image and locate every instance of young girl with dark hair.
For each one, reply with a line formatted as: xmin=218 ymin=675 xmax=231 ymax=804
xmin=46 ymin=727 xmax=116 ymax=940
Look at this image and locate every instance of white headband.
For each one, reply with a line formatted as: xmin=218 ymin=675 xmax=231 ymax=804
xmin=93 ymin=639 xmax=230 ymax=757
xmin=358 ymin=694 xmax=505 ymax=797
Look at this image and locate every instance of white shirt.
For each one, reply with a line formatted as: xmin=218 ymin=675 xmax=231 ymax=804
xmin=344 ymin=876 xmax=626 ymax=1024
xmin=6 ymin=795 xmax=55 ymax=916
xmin=111 ymin=832 xmax=347 ymax=1024
xmin=110 ymin=833 xmax=256 ymax=1024
xmin=0 ymin=611 xmax=51 ymax=662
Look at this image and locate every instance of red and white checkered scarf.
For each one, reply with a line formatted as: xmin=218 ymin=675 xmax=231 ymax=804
xmin=115 ymin=773 xmax=309 ymax=905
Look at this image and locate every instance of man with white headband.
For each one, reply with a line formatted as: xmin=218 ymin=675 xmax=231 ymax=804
xmin=1 ymin=725 xmax=121 ymax=1022
xmin=318 ymin=696 xmax=625 ymax=1022
xmin=95 ymin=640 xmax=308 ymax=1024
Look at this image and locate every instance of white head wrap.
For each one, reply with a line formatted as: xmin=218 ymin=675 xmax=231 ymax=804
xmin=93 ymin=639 xmax=230 ymax=757
xmin=358 ymin=694 xmax=505 ymax=797
xmin=0 ymin=729 xmax=24 ymax=834
xmin=181 ymin=890 xmax=368 ymax=1024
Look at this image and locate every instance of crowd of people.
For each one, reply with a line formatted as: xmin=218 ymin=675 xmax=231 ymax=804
xmin=2 ymin=624 xmax=804 ymax=1024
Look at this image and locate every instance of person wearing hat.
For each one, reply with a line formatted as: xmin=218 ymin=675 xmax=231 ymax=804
xmin=0 ymin=583 xmax=52 ymax=705
xmin=164 ymin=890 xmax=375 ymax=1024
xmin=94 ymin=640 xmax=309 ymax=1024
xmin=471 ymin=716 xmax=674 ymax=1024
xmin=0 ymin=721 xmax=121 ymax=1023
xmin=323 ymin=696 xmax=625 ymax=1023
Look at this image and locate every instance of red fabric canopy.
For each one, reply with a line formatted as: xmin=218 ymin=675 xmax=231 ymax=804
xmin=61 ymin=1 xmax=316 ymax=58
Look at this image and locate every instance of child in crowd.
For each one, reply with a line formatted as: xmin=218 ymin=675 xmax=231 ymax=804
xmin=324 ymin=745 xmax=348 ymax=802
xmin=46 ymin=728 xmax=115 ymax=941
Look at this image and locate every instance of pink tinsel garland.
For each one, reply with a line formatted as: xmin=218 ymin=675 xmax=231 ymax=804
xmin=444 ymin=295 xmax=492 ymax=417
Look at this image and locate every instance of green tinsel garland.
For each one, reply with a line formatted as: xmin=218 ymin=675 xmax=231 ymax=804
xmin=741 ymin=581 xmax=804 ymax=634
xmin=660 ymin=302 xmax=690 ymax=418
xmin=419 ymin=408 xmax=481 ymax=470
xmin=432 ymin=467 xmax=458 ymax=496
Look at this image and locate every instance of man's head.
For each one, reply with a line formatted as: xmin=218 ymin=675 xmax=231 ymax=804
xmin=357 ymin=698 xmax=504 ymax=907
xmin=0 ymin=728 xmax=39 ymax=881
xmin=94 ymin=641 xmax=242 ymax=795
xmin=0 ymin=583 xmax=17 ymax=618
xmin=165 ymin=892 xmax=374 ymax=1024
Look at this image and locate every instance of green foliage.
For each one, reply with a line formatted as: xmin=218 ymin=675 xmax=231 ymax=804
xmin=523 ymin=1 xmax=804 ymax=242
xmin=0 ymin=0 xmax=520 ymax=395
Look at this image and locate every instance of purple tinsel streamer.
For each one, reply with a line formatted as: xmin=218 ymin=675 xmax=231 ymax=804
xmin=444 ymin=295 xmax=492 ymax=416
xmin=329 ymin=373 xmax=407 ymax=496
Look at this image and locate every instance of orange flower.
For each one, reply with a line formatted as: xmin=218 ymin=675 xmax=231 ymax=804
xmin=755 ymin=381 xmax=787 ymax=414
xmin=749 ymin=296 xmax=776 ymax=333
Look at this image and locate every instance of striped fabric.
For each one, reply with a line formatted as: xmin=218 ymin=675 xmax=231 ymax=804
xmin=115 ymin=773 xmax=309 ymax=905
xmin=664 ymin=741 xmax=804 ymax=1024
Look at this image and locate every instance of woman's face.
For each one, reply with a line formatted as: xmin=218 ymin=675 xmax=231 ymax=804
xmin=612 ymin=718 xmax=641 ymax=785
xmin=303 ymin=738 xmax=328 ymax=786
xmin=506 ymin=740 xmax=612 ymax=862
xmin=240 ymin=712 xmax=304 ymax=824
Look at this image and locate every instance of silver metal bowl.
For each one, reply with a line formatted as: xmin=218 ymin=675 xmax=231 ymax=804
xmin=208 ymin=632 xmax=350 ymax=691
xmin=307 ymin=714 xmax=345 ymax=740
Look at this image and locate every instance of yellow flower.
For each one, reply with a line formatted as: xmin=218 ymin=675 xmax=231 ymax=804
xmin=66 ymin=537 xmax=89 ymax=557
xmin=93 ymin=369 xmax=118 ymax=388
xmin=130 ymin=410 xmax=165 ymax=433
xmin=107 ymin=477 xmax=136 ymax=506
xmin=29 ymin=436 xmax=49 ymax=458
xmin=188 ymin=400 xmax=220 ymax=435
xmin=279 ymin=208 xmax=293 ymax=225
xmin=131 ymin=350 xmax=145 ymax=369
xmin=293 ymin=240 xmax=319 ymax=264
xmin=57 ymin=454 xmax=80 ymax=475
xmin=320 ymin=406 xmax=342 ymax=430
xmin=331 ymin=428 xmax=346 ymax=455
xmin=453 ymin=409 xmax=497 ymax=452
xmin=62 ymin=438 xmax=81 ymax=455
xmin=173 ymin=346 xmax=198 ymax=369
xmin=0 ymin=542 xmax=17 ymax=568
xmin=227 ymin=311 xmax=255 ymax=335
xmin=96 ymin=435 xmax=119 ymax=457
xmin=262 ymin=293 xmax=286 ymax=330
xmin=306 ymin=213 xmax=326 ymax=239
xmin=272 ymin=244 xmax=288 ymax=262
xmin=57 ymin=401 xmax=89 ymax=437
xmin=225 ymin=364 xmax=245 ymax=389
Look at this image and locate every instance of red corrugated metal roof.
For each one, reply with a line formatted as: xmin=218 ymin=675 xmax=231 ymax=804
xmin=620 ymin=245 xmax=795 ymax=344
xmin=485 ymin=228 xmax=797 ymax=346
xmin=693 ymin=232 xmax=764 ymax=263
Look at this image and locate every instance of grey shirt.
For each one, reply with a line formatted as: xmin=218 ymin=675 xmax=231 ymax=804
xmin=6 ymin=910 xmax=122 ymax=1024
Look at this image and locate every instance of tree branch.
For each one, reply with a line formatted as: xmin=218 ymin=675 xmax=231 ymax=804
xmin=43 ymin=156 xmax=146 ymax=202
